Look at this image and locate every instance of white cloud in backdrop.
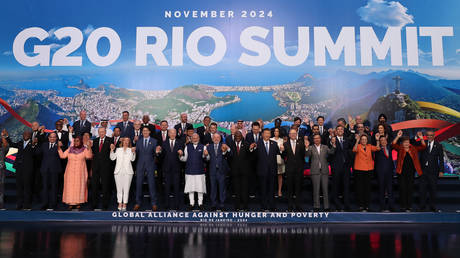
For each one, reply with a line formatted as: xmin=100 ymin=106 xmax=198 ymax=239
xmin=357 ymin=0 xmax=414 ymax=28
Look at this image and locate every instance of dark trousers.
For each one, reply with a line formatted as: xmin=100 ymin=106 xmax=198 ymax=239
xmin=210 ymin=170 xmax=226 ymax=208
xmin=90 ymin=167 xmax=112 ymax=209
xmin=331 ymin=166 xmax=350 ymax=209
xmin=232 ymin=170 xmax=248 ymax=210
xmin=286 ymin=169 xmax=303 ymax=209
xmin=163 ymin=170 xmax=181 ymax=209
xmin=136 ymin=169 xmax=157 ymax=206
xmin=15 ymin=167 xmax=34 ymax=208
xmin=41 ymin=170 xmax=58 ymax=208
xmin=398 ymin=169 xmax=414 ymax=210
xmin=258 ymin=172 xmax=275 ymax=210
xmin=354 ymin=170 xmax=371 ymax=209
xmin=419 ymin=173 xmax=437 ymax=209
xmin=377 ymin=169 xmax=394 ymax=210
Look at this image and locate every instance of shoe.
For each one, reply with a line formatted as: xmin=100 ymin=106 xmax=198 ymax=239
xmin=430 ymin=207 xmax=439 ymax=212
xmin=133 ymin=204 xmax=141 ymax=211
xmin=40 ymin=204 xmax=48 ymax=210
xmin=313 ymin=208 xmax=320 ymax=212
xmin=188 ymin=205 xmax=194 ymax=211
xmin=210 ymin=206 xmax=216 ymax=211
xmin=152 ymin=205 xmax=158 ymax=211
xmin=198 ymin=205 xmax=204 ymax=211
xmin=324 ymin=208 xmax=330 ymax=212
xmin=417 ymin=207 xmax=426 ymax=212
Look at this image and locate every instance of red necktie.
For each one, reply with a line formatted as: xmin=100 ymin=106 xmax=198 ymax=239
xmin=99 ymin=139 xmax=103 ymax=152
xmin=237 ymin=143 xmax=240 ymax=154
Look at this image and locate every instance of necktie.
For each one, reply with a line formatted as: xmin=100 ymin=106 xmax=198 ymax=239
xmin=320 ymin=126 xmax=323 ymax=134
xmin=144 ymin=138 xmax=148 ymax=148
xmin=429 ymin=141 xmax=433 ymax=153
xmin=23 ymin=141 xmax=28 ymax=149
xmin=170 ymin=140 xmax=174 ymax=151
xmin=292 ymin=141 xmax=295 ymax=154
xmin=237 ymin=142 xmax=240 ymax=154
xmin=265 ymin=141 xmax=269 ymax=154
xmin=81 ymin=120 xmax=84 ymax=127
xmin=339 ymin=137 xmax=343 ymax=148
xmin=50 ymin=143 xmax=53 ymax=150
xmin=163 ymin=132 xmax=166 ymax=141
xmin=99 ymin=139 xmax=103 ymax=152
xmin=214 ymin=144 xmax=218 ymax=156
xmin=384 ymin=147 xmax=389 ymax=158
xmin=255 ymin=134 xmax=258 ymax=142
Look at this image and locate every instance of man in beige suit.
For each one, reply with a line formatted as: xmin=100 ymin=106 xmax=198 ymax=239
xmin=306 ymin=134 xmax=336 ymax=211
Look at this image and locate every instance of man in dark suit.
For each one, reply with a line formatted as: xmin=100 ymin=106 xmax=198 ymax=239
xmin=90 ymin=127 xmax=114 ymax=210
xmin=329 ymin=125 xmax=353 ymax=211
xmin=155 ymin=120 xmax=169 ymax=146
xmin=197 ymin=116 xmax=211 ymax=144
xmin=116 ymin=111 xmax=134 ymax=140
xmin=72 ymin=110 xmax=91 ymax=136
xmin=34 ymin=132 xmax=61 ymax=210
xmin=245 ymin=121 xmax=262 ymax=198
xmin=4 ymin=129 xmax=35 ymax=210
xmin=112 ymin=127 xmax=122 ymax=149
xmin=174 ymin=113 xmax=193 ymax=141
xmin=134 ymin=127 xmax=159 ymax=211
xmin=227 ymin=131 xmax=251 ymax=210
xmin=282 ymin=128 xmax=307 ymax=211
xmin=250 ymin=128 xmax=281 ymax=211
xmin=53 ymin=120 xmax=69 ymax=150
xmin=374 ymin=135 xmax=395 ymax=211
xmin=317 ymin=116 xmax=329 ymax=144
xmin=206 ymin=133 xmax=229 ymax=210
xmin=158 ymin=128 xmax=183 ymax=210
xmin=293 ymin=117 xmax=308 ymax=138
xmin=419 ymin=130 xmax=444 ymax=212
xmin=141 ymin=115 xmax=157 ymax=138
xmin=132 ymin=120 xmax=142 ymax=146
xmin=225 ymin=124 xmax=237 ymax=146
xmin=202 ymin=122 xmax=219 ymax=145
xmin=154 ymin=120 xmax=168 ymax=195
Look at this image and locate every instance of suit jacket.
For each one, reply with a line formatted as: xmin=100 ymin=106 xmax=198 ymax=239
xmin=116 ymin=121 xmax=134 ymax=139
xmin=91 ymin=137 xmax=113 ymax=171
xmin=329 ymin=136 xmax=353 ymax=170
xmin=155 ymin=130 xmax=169 ymax=147
xmin=374 ymin=146 xmax=395 ymax=174
xmin=110 ymin=147 xmax=136 ymax=175
xmin=306 ymin=144 xmax=335 ymax=175
xmin=420 ymin=141 xmax=444 ymax=176
xmin=282 ymin=140 xmax=306 ymax=173
xmin=136 ymin=136 xmax=158 ymax=173
xmin=160 ymin=138 xmax=184 ymax=173
xmin=203 ymin=133 xmax=221 ymax=146
xmin=31 ymin=130 xmax=47 ymax=146
xmin=7 ymin=138 xmax=35 ymax=171
xmin=224 ymin=134 xmax=235 ymax=146
xmin=52 ymin=130 xmax=69 ymax=151
xmin=227 ymin=140 xmax=251 ymax=173
xmin=245 ymin=132 xmax=262 ymax=144
xmin=254 ymin=140 xmax=280 ymax=176
xmin=196 ymin=125 xmax=209 ymax=144
xmin=141 ymin=123 xmax=157 ymax=138
xmin=35 ymin=141 xmax=62 ymax=173
xmin=207 ymin=142 xmax=229 ymax=175
xmin=392 ymin=142 xmax=426 ymax=176
xmin=73 ymin=120 xmax=91 ymax=136
xmin=174 ymin=123 xmax=192 ymax=140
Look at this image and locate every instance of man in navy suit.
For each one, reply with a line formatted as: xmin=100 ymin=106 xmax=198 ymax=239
xmin=329 ymin=125 xmax=353 ymax=211
xmin=116 ymin=111 xmax=134 ymax=140
xmin=374 ymin=135 xmax=395 ymax=212
xmin=245 ymin=121 xmax=261 ymax=198
xmin=419 ymin=130 xmax=444 ymax=212
xmin=250 ymin=128 xmax=281 ymax=211
xmin=206 ymin=134 xmax=230 ymax=210
xmin=34 ymin=132 xmax=62 ymax=210
xmin=134 ymin=127 xmax=159 ymax=211
xmin=158 ymin=128 xmax=184 ymax=210
xmin=4 ymin=129 xmax=35 ymax=210
xmin=197 ymin=116 xmax=211 ymax=144
xmin=72 ymin=110 xmax=91 ymax=136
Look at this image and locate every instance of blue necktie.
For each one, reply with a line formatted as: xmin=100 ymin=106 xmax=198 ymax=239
xmin=265 ymin=142 xmax=269 ymax=155
xmin=144 ymin=139 xmax=148 ymax=148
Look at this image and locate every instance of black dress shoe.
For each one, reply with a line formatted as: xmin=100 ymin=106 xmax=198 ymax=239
xmin=313 ymin=208 xmax=320 ymax=212
xmin=198 ymin=205 xmax=204 ymax=211
xmin=188 ymin=205 xmax=194 ymax=211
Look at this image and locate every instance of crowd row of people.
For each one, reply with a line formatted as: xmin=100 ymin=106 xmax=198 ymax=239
xmin=0 ymin=111 xmax=444 ymax=212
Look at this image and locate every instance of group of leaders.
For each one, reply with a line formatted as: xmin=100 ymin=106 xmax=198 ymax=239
xmin=0 ymin=111 xmax=444 ymax=212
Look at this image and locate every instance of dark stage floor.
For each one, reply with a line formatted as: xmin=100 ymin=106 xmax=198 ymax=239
xmin=0 ymin=222 xmax=459 ymax=258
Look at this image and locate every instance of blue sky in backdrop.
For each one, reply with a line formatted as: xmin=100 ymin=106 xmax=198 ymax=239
xmin=0 ymin=0 xmax=459 ymax=89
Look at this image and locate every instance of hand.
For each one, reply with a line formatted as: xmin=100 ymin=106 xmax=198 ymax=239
xmin=68 ymin=126 xmax=73 ymax=133
xmin=156 ymin=146 xmax=162 ymax=153
xmin=328 ymin=128 xmax=333 ymax=134
xmin=416 ymin=131 xmax=423 ymax=139
xmin=303 ymin=116 xmax=310 ymax=125
xmin=203 ymin=149 xmax=209 ymax=156
xmin=279 ymin=144 xmax=285 ymax=152
xmin=134 ymin=135 xmax=139 ymax=142
xmin=131 ymin=147 xmax=136 ymax=153
xmin=39 ymin=125 xmax=45 ymax=133
xmin=397 ymin=130 xmax=403 ymax=138
xmin=88 ymin=140 xmax=93 ymax=148
xmin=91 ymin=122 xmax=97 ymax=127
xmin=304 ymin=138 xmax=310 ymax=148
xmin=250 ymin=142 xmax=257 ymax=149
xmin=375 ymin=133 xmax=380 ymax=141
xmin=330 ymin=129 xmax=336 ymax=138
xmin=110 ymin=144 xmax=115 ymax=151
xmin=221 ymin=144 xmax=228 ymax=152
xmin=178 ymin=149 xmax=184 ymax=156
xmin=439 ymin=172 xmax=444 ymax=177
xmin=1 ymin=129 xmax=8 ymax=137
xmin=355 ymin=133 xmax=360 ymax=141
xmin=32 ymin=138 xmax=38 ymax=145
xmin=58 ymin=141 xmax=63 ymax=148
xmin=185 ymin=137 xmax=190 ymax=144
xmin=63 ymin=118 xmax=69 ymax=125
xmin=331 ymin=137 xmax=336 ymax=145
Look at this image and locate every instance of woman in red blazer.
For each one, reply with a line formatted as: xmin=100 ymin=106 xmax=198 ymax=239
xmin=392 ymin=130 xmax=426 ymax=212
xmin=353 ymin=133 xmax=381 ymax=212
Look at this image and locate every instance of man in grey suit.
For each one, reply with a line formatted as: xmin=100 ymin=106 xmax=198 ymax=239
xmin=306 ymin=134 xmax=336 ymax=211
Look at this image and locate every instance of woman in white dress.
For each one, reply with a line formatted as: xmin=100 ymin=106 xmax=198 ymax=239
xmin=110 ymin=137 xmax=136 ymax=211
xmin=271 ymin=128 xmax=285 ymax=197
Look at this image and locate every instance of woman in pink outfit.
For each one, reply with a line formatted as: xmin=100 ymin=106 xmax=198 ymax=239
xmin=58 ymin=136 xmax=92 ymax=210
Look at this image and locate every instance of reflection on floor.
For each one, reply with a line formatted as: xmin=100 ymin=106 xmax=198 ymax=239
xmin=0 ymin=223 xmax=459 ymax=258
